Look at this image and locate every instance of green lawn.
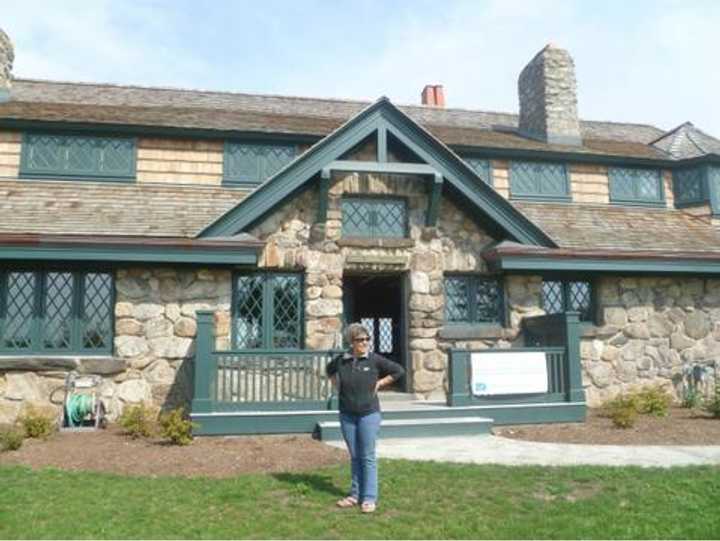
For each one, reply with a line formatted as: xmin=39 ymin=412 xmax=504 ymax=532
xmin=0 ymin=461 xmax=718 ymax=539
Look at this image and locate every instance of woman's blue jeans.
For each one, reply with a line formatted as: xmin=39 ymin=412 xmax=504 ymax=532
xmin=339 ymin=411 xmax=381 ymax=504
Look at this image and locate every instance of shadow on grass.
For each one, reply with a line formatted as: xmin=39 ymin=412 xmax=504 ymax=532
xmin=272 ymin=472 xmax=345 ymax=497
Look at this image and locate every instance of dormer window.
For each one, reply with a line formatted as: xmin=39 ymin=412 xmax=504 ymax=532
xmin=341 ymin=197 xmax=407 ymax=238
xmin=224 ymin=141 xmax=296 ymax=188
xmin=609 ymin=167 xmax=664 ymax=206
xmin=20 ymin=133 xmax=136 ymax=181
xmin=509 ymin=161 xmax=570 ymax=201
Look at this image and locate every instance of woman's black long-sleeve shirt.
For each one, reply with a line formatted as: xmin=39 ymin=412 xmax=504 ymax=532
xmin=326 ymin=352 xmax=405 ymax=415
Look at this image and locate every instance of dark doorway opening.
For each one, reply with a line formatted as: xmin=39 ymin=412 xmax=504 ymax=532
xmin=343 ymin=273 xmax=408 ymax=391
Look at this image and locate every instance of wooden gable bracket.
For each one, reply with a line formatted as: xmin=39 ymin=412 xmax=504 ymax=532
xmin=315 ymin=160 xmax=443 ymax=226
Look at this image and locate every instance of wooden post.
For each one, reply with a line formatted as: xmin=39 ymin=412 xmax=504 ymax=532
xmin=316 ymin=168 xmax=331 ymax=224
xmin=426 ymin=173 xmax=443 ymax=227
xmin=563 ymin=311 xmax=586 ymax=403
xmin=191 ymin=310 xmax=217 ymax=414
xmin=447 ymin=349 xmax=471 ymax=407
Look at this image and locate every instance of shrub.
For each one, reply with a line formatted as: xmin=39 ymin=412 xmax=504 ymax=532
xmin=603 ymin=395 xmax=639 ymax=429
xmin=635 ymin=384 xmax=673 ymax=417
xmin=118 ymin=403 xmax=157 ymax=439
xmin=158 ymin=408 xmax=197 ymax=446
xmin=0 ymin=425 xmax=24 ymax=452
xmin=704 ymin=383 xmax=720 ymax=419
xmin=18 ymin=406 xmax=56 ymax=439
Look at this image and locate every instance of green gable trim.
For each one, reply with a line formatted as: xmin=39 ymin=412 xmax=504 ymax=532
xmin=490 ymin=255 xmax=720 ymax=275
xmin=199 ymin=98 xmax=556 ymax=247
xmin=0 ymin=241 xmax=259 ymax=265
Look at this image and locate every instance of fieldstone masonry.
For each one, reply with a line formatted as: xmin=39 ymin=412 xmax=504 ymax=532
xmin=0 ymin=28 xmax=12 ymax=99
xmin=0 ymin=268 xmax=231 ymax=424
xmin=518 ymin=43 xmax=582 ymax=146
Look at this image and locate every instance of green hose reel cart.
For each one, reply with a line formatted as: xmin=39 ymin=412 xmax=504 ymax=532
xmin=60 ymin=372 xmax=107 ymax=431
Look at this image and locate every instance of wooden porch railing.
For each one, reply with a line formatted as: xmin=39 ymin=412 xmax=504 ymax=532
xmin=191 ymin=311 xmax=340 ymax=413
xmin=447 ymin=312 xmax=586 ymax=407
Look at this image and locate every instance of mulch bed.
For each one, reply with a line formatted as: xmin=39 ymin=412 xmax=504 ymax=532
xmin=0 ymin=425 xmax=347 ymax=478
xmin=494 ymin=407 xmax=720 ymax=446
xmin=3 ymin=408 xmax=719 ymax=478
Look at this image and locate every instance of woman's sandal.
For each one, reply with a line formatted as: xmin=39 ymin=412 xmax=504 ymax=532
xmin=336 ymin=496 xmax=358 ymax=508
xmin=361 ymin=502 xmax=376 ymax=514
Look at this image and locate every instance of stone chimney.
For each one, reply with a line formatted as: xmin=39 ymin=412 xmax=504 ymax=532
xmin=0 ymin=28 xmax=13 ymax=102
xmin=421 ymin=84 xmax=445 ymax=107
xmin=518 ymin=44 xmax=581 ymax=146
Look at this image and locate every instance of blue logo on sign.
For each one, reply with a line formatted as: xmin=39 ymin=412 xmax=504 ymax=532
xmin=474 ymin=382 xmax=487 ymax=392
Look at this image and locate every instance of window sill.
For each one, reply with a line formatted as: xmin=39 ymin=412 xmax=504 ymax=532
xmin=439 ymin=324 xmax=509 ymax=340
xmin=337 ymin=238 xmax=414 ymax=249
xmin=0 ymin=355 xmax=124 ymax=374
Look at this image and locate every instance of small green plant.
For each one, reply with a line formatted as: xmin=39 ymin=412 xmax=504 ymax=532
xmin=634 ymin=384 xmax=673 ymax=417
xmin=603 ymin=395 xmax=639 ymax=429
xmin=0 ymin=425 xmax=24 ymax=451
xmin=158 ymin=407 xmax=197 ymax=446
xmin=118 ymin=403 xmax=157 ymax=439
xmin=18 ymin=406 xmax=56 ymax=439
xmin=704 ymin=364 xmax=720 ymax=419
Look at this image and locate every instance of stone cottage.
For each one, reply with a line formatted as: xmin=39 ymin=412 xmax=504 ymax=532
xmin=1 ymin=27 xmax=719 ymax=434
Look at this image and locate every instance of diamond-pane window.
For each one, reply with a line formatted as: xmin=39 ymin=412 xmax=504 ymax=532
xmin=673 ymin=167 xmax=706 ymax=204
xmin=609 ymin=167 xmax=663 ymax=205
xmin=444 ymin=275 xmax=503 ymax=324
xmin=463 ymin=157 xmax=492 ymax=186
xmin=224 ymin=142 xmax=297 ymax=187
xmin=43 ymin=272 xmax=74 ymax=350
xmin=378 ymin=318 xmax=393 ymax=354
xmin=341 ymin=197 xmax=407 ymax=238
xmin=81 ymin=273 xmax=114 ymax=350
xmin=361 ymin=318 xmax=376 ymax=352
xmin=0 ymin=270 xmax=114 ymax=354
xmin=232 ymin=273 xmax=303 ymax=349
xmin=21 ymin=133 xmax=135 ymax=180
xmin=510 ymin=161 xmax=570 ymax=199
xmin=542 ymin=279 xmax=594 ymax=322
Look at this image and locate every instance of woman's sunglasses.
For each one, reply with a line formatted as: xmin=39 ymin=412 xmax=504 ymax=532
xmin=353 ymin=337 xmax=370 ymax=343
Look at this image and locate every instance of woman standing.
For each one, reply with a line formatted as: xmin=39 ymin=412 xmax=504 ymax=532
xmin=326 ymin=322 xmax=405 ymax=513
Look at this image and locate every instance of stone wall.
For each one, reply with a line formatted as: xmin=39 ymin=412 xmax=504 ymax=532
xmin=582 ymin=276 xmax=720 ymax=406
xmin=0 ymin=267 xmax=231 ymax=424
xmin=249 ymin=171 xmax=505 ymax=397
xmin=0 ymin=28 xmax=13 ymax=97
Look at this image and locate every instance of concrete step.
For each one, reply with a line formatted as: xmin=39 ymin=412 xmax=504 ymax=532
xmin=316 ymin=416 xmax=493 ymax=441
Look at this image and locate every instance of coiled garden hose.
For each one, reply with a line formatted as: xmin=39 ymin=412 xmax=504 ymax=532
xmin=66 ymin=394 xmax=95 ymax=427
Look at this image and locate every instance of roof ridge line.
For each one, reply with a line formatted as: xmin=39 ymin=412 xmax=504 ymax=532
xmin=12 ymin=78 xmax=664 ymax=132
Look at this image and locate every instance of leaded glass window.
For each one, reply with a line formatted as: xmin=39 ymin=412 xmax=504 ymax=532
xmin=341 ymin=197 xmax=407 ymax=238
xmin=444 ymin=275 xmax=503 ymax=324
xmin=542 ymin=279 xmax=594 ymax=322
xmin=232 ymin=273 xmax=303 ymax=349
xmin=463 ymin=157 xmax=492 ymax=186
xmin=224 ymin=141 xmax=297 ymax=187
xmin=609 ymin=167 xmax=664 ymax=205
xmin=0 ymin=270 xmax=114 ymax=354
xmin=21 ymin=133 xmax=136 ymax=180
xmin=510 ymin=161 xmax=570 ymax=200
xmin=673 ymin=167 xmax=706 ymax=205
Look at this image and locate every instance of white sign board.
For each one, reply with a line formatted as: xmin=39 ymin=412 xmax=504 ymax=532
xmin=470 ymin=351 xmax=548 ymax=396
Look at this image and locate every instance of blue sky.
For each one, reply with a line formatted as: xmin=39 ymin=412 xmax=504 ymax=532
xmin=4 ymin=0 xmax=720 ymax=136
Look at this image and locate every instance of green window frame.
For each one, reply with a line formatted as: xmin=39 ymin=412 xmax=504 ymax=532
xmin=0 ymin=270 xmax=114 ymax=354
xmin=609 ymin=167 xmax=665 ymax=206
xmin=542 ymin=279 xmax=595 ymax=323
xmin=341 ymin=197 xmax=408 ymax=238
xmin=20 ymin=133 xmax=136 ymax=181
xmin=462 ymin=157 xmax=493 ymax=186
xmin=223 ymin=141 xmax=297 ymax=188
xmin=232 ymin=272 xmax=303 ymax=350
xmin=444 ymin=275 xmax=504 ymax=324
xmin=509 ymin=161 xmax=571 ymax=201
xmin=673 ymin=166 xmax=707 ymax=206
